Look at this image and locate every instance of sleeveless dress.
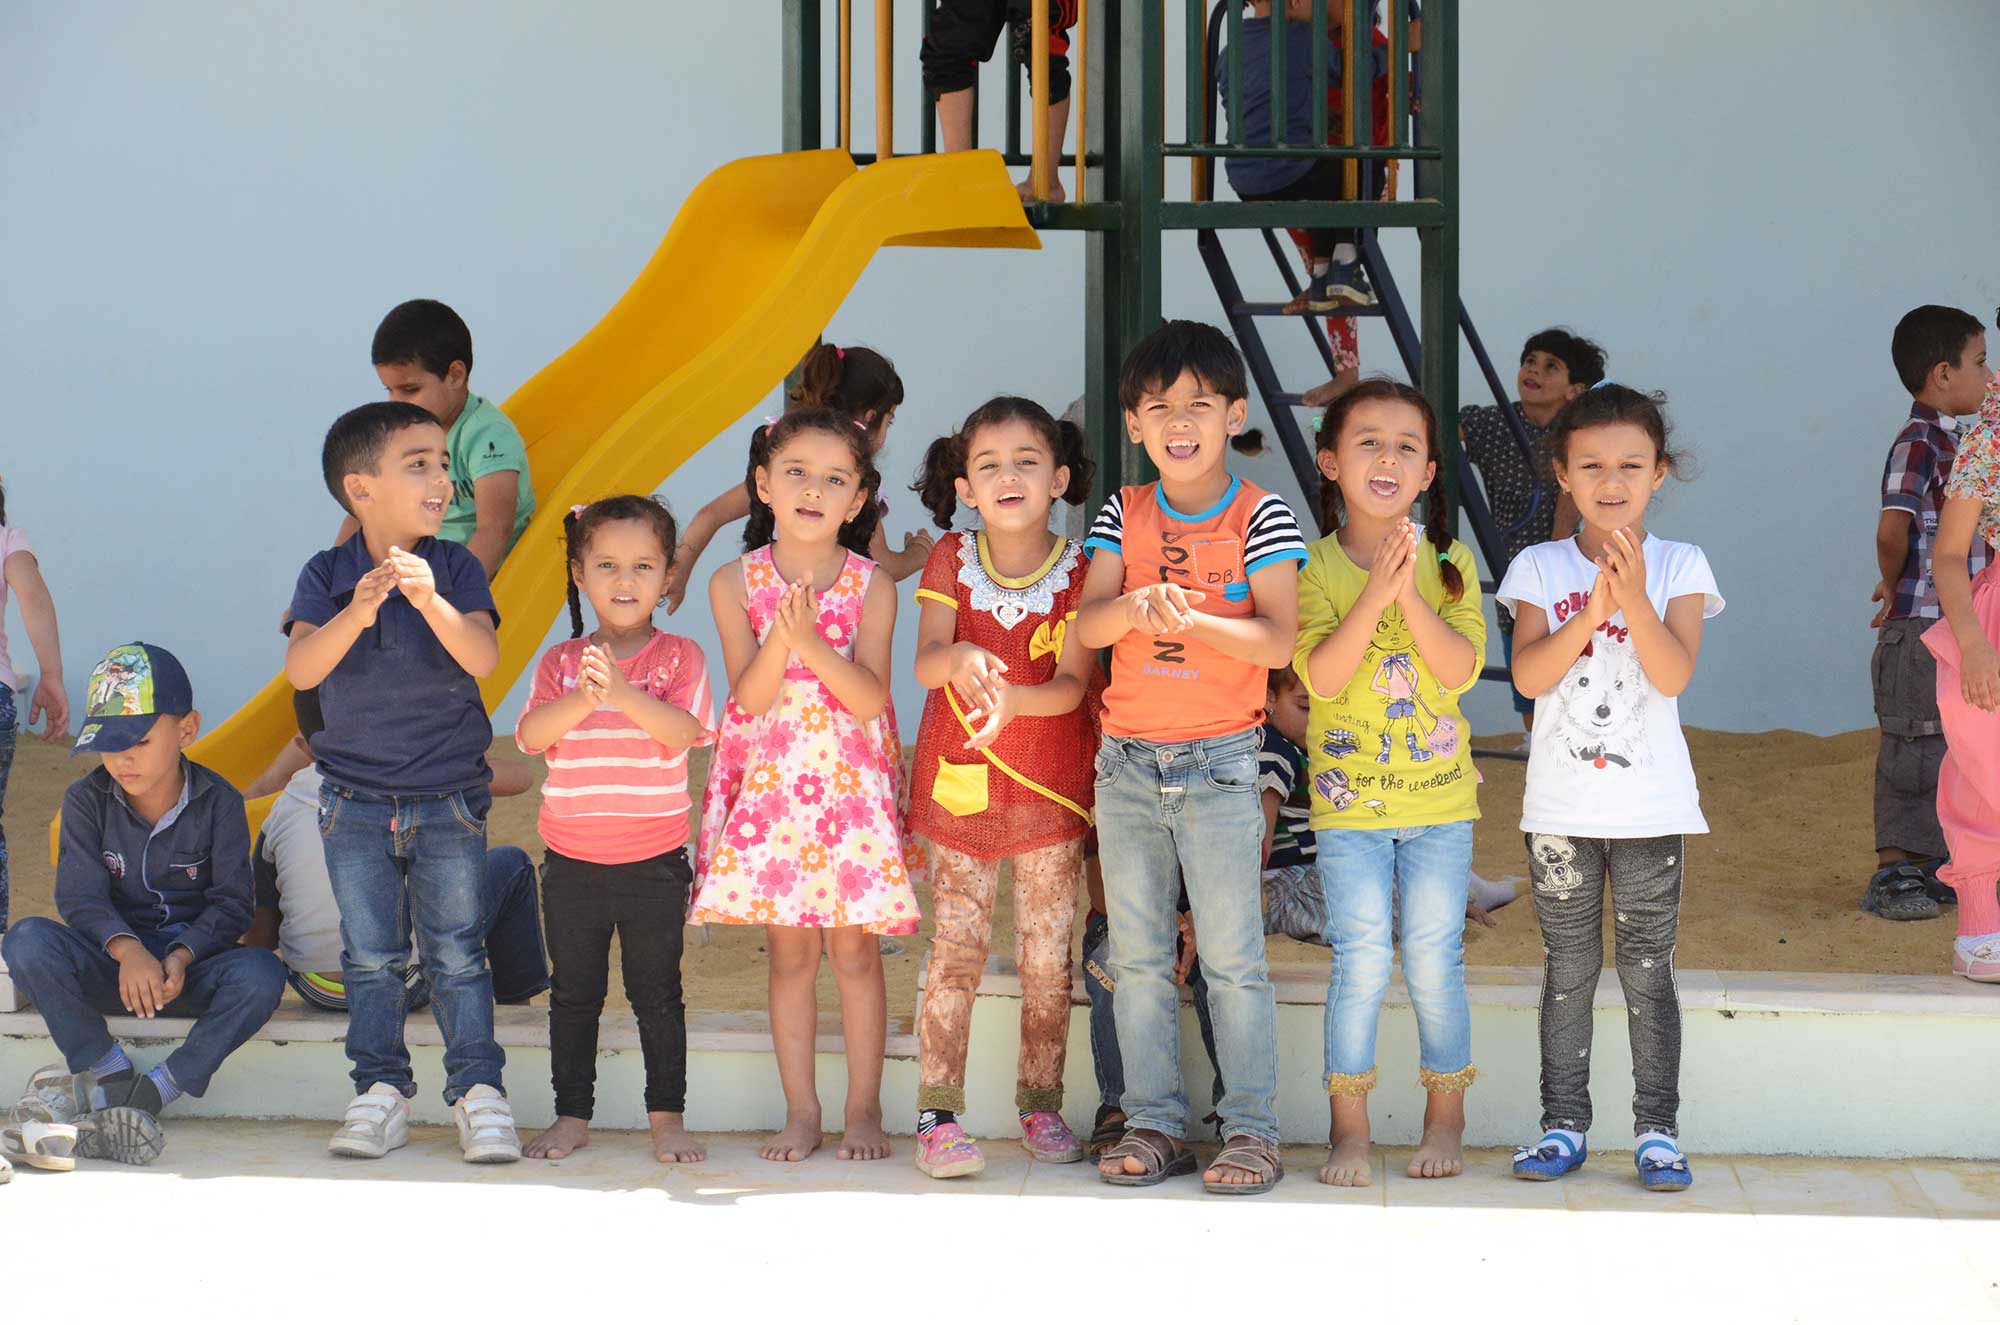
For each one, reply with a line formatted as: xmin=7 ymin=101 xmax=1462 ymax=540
xmin=691 ymin=546 xmax=924 ymax=934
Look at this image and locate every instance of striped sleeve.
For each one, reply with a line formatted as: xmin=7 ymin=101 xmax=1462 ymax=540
xmin=515 ymin=645 xmax=570 ymax=754
xmin=1257 ymin=734 xmax=1299 ymax=800
xmin=662 ymin=639 xmax=716 ymax=748
xmin=1243 ymin=493 xmax=1308 ymax=572
xmin=1084 ymin=491 xmax=1125 ymax=557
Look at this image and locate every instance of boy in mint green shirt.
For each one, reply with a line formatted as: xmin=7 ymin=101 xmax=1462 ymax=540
xmin=369 ymin=298 xmax=535 ymax=576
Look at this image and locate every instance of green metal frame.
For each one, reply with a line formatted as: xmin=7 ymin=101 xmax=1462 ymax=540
xmin=779 ymin=0 xmax=1460 ymax=513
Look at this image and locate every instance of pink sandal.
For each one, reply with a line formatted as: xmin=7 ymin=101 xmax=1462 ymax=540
xmin=914 ymin=1122 xmax=985 ymax=1179
xmin=1020 ymin=1110 xmax=1084 ymax=1164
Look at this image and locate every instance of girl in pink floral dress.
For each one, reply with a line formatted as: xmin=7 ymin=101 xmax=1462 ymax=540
xmin=692 ymin=409 xmax=924 ymax=1165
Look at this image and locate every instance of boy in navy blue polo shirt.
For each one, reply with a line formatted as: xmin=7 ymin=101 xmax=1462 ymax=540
xmin=284 ymin=401 xmax=519 ymax=1164
xmin=5 ymin=642 xmax=286 ymax=1164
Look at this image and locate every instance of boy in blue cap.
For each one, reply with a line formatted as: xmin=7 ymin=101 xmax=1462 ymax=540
xmin=4 ymin=642 xmax=286 ymax=1164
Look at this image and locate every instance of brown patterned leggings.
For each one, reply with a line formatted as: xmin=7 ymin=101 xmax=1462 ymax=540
xmin=917 ymin=839 xmax=1083 ymax=1114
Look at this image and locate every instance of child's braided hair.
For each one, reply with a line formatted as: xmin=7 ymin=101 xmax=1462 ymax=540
xmin=742 ymin=409 xmax=882 ymax=557
xmin=1316 ymin=376 xmax=1463 ymax=601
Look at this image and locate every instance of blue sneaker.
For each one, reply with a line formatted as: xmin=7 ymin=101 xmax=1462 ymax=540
xmin=1635 ymin=1135 xmax=1692 ymax=1191
xmin=1512 ymin=1131 xmax=1586 ymax=1181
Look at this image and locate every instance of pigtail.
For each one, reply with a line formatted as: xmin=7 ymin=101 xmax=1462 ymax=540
xmin=1053 ymin=418 xmax=1096 ymax=508
xmin=1427 ymin=484 xmax=1464 ymax=601
xmin=740 ymin=421 xmax=779 ymax=552
xmin=791 ymin=342 xmax=845 ymax=409
xmin=912 ymin=430 xmax=970 ymax=530
xmin=0 ymin=475 xmax=8 ymax=526
xmin=562 ymin=507 xmax=587 ymax=637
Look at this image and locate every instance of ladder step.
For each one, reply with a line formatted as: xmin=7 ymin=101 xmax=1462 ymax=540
xmin=1231 ymin=300 xmax=1388 ymax=319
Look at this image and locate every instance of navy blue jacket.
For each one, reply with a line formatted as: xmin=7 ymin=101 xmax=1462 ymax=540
xmin=54 ymin=759 xmax=254 ymax=962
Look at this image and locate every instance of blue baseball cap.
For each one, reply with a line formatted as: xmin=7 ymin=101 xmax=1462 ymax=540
xmin=72 ymin=642 xmax=195 ymax=756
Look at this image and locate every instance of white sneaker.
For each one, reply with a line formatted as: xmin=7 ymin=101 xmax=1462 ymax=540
xmin=329 ymin=1083 xmax=411 ymax=1158
xmin=1954 ymin=933 xmax=2000 ymax=983
xmin=453 ymin=1084 xmax=521 ymax=1164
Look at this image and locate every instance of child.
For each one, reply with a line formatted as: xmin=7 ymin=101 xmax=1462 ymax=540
xmin=516 ymin=495 xmax=714 ymax=1163
xmin=665 ymin=343 xmax=935 ymax=611
xmin=922 ymin=1 xmax=1079 ymax=203
xmin=368 ymin=298 xmax=536 ymax=578
xmin=1259 ymin=666 xmax=1327 ymax=942
xmin=1218 ymin=2 xmax=1363 ymax=314
xmin=1295 ymin=378 xmax=1484 ymax=1188
xmin=1865 ymin=306 xmax=1991 ymax=922
xmin=904 ymin=396 xmax=1099 ymax=1178
xmin=690 ymin=409 xmax=925 ymax=1163
xmin=0 ymin=476 xmax=71 ymax=931
xmin=1925 ymin=360 xmax=2000 ymax=981
xmin=1498 ymin=384 xmax=1722 ymax=1191
xmin=285 ymin=400 xmax=519 ymax=1164
xmin=1076 ymin=319 xmax=1307 ymax=1195
xmin=4 ymin=643 xmax=286 ymax=1163
xmin=1460 ymin=328 xmax=1601 ymax=747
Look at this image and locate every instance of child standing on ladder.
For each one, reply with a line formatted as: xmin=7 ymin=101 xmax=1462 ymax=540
xmin=904 ymin=397 xmax=1100 ymax=1179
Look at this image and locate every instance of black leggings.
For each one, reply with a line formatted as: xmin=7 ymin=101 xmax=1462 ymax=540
xmin=922 ymin=0 xmax=1079 ymax=102
xmin=542 ymin=847 xmax=691 ymax=1119
xmin=1235 ymin=157 xmax=1352 ymax=255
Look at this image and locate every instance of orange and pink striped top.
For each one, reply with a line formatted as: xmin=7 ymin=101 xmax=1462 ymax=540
xmin=517 ymin=631 xmax=714 ymax=865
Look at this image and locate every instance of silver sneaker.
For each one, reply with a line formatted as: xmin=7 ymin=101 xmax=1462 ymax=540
xmin=452 ymin=1084 xmax=521 ymax=1163
xmin=329 ymin=1083 xmax=411 ymax=1159
xmin=11 ymin=1063 xmax=96 ymax=1126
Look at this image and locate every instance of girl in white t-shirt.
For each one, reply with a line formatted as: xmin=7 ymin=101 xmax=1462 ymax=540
xmin=1494 ymin=385 xmax=1723 ymax=1192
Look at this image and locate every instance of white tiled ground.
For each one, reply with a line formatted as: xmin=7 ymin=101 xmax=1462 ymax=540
xmin=5 ymin=1121 xmax=1999 ymax=1320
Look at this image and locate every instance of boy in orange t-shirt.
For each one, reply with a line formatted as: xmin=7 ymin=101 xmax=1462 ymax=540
xmin=1075 ymin=320 xmax=1307 ymax=1194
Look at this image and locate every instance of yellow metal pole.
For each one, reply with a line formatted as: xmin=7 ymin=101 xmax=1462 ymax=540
xmin=1073 ymin=0 xmax=1088 ymax=202
xmin=1030 ymin=0 xmax=1051 ymax=199
xmin=839 ymin=0 xmax=853 ymax=151
xmin=876 ymin=0 xmax=894 ymax=159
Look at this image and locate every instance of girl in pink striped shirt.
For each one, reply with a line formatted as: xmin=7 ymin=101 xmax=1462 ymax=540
xmin=516 ymin=495 xmax=715 ymax=1165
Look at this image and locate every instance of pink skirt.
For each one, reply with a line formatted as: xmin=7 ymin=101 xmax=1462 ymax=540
xmin=1925 ymin=564 xmax=2000 ymax=890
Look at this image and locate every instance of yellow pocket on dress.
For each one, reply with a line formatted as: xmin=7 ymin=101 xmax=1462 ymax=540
xmin=933 ymin=759 xmax=990 ymax=817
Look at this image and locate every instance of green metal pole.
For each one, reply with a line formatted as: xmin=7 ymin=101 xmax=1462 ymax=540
xmin=783 ymin=0 xmax=822 ymax=152
xmin=1115 ymin=0 xmax=1164 ymax=488
xmin=1084 ymin=0 xmax=1123 ymax=506
xmin=1417 ymin=0 xmax=1458 ymax=516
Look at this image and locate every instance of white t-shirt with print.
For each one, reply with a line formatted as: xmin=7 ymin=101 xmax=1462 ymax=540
xmin=1495 ymin=534 xmax=1724 ymax=837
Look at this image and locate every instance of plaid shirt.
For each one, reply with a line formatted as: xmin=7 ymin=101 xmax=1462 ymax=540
xmin=1880 ymin=402 xmax=1991 ymax=620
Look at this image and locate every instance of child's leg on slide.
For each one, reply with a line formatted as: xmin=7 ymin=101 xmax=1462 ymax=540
xmin=762 ymin=925 xmax=825 ymax=1161
xmin=827 ymin=925 xmax=891 ymax=1160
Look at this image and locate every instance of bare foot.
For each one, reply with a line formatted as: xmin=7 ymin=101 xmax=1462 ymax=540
xmin=1318 ymin=1134 xmax=1374 ymax=1187
xmin=1016 ymin=176 xmax=1067 ymax=204
xmin=1300 ymin=370 xmax=1360 ymax=409
xmin=649 ymin=1111 xmax=706 ymax=1164
xmin=760 ymin=1115 xmax=822 ymax=1163
xmin=836 ymin=1114 xmax=891 ymax=1161
xmin=524 ymin=1115 xmax=590 ymax=1160
xmin=1407 ymin=1120 xmax=1465 ymax=1179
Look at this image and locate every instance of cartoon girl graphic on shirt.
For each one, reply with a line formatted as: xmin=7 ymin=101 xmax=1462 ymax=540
xmin=1370 ymin=652 xmax=1460 ymax=764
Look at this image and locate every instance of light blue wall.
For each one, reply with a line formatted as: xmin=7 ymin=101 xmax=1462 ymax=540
xmin=4 ymin=2 xmax=1997 ymax=741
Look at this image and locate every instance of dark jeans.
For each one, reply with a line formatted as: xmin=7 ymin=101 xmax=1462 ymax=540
xmin=1081 ymin=908 xmax=1218 ymax=1114
xmin=543 ymin=847 xmax=691 ymax=1119
xmin=1527 ymin=833 xmax=1684 ymax=1137
xmin=1872 ymin=617 xmax=1949 ymax=859
xmin=0 ymin=686 xmax=14 ymax=932
xmin=284 ymin=845 xmax=549 ymax=1013
xmin=1 ymin=919 xmax=286 ymax=1096
xmin=319 ymin=780 xmax=502 ymax=1105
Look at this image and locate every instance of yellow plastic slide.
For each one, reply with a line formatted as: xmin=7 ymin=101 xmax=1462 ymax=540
xmin=62 ymin=149 xmax=1036 ymax=854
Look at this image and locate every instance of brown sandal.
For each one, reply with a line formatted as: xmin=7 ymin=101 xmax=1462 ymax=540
xmin=1087 ymin=1106 xmax=1127 ymax=1160
xmin=1099 ymin=1127 xmax=1197 ymax=1187
xmin=1204 ymin=1134 xmax=1284 ymax=1195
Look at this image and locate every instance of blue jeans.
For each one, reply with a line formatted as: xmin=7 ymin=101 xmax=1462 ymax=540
xmin=0 ymin=919 xmax=286 ymax=1096
xmin=1318 ymin=820 xmax=1475 ymax=1087
xmin=1095 ymin=729 xmax=1278 ymax=1145
xmin=318 ymin=780 xmax=503 ymax=1104
xmin=284 ymin=845 xmax=549 ymax=1013
xmin=0 ymin=686 xmax=15 ymax=932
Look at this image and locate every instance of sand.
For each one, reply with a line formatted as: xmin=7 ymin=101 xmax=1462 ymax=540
xmin=0 ymin=725 xmax=1951 ymax=1016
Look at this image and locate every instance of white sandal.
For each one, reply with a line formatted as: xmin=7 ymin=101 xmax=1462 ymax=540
xmin=1 ymin=1120 xmax=80 ymax=1172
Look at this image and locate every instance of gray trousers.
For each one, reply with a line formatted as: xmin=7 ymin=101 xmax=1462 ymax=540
xmin=1527 ymin=833 xmax=1684 ymax=1137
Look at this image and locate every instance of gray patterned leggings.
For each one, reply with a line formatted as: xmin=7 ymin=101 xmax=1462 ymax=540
xmin=1527 ymin=833 xmax=1684 ymax=1137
